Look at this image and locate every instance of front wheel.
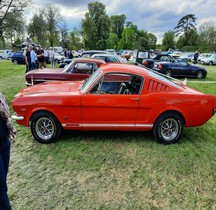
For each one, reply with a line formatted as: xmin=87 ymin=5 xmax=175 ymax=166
xmin=31 ymin=111 xmax=62 ymax=144
xmin=209 ymin=61 xmax=213 ymax=65
xmin=153 ymin=112 xmax=184 ymax=144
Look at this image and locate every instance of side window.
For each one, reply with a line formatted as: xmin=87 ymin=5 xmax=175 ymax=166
xmin=89 ymin=73 xmax=143 ymax=95
xmin=72 ymin=63 xmax=93 ymax=74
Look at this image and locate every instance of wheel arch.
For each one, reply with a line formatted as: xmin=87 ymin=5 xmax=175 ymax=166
xmin=29 ymin=109 xmax=62 ymax=128
xmin=153 ymin=110 xmax=186 ymax=127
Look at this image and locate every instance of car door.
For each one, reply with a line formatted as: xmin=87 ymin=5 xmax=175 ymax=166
xmin=172 ymin=59 xmax=192 ymax=76
xmin=80 ymin=73 xmax=142 ymax=129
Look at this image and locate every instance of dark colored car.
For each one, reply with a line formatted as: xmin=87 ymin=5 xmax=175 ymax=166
xmin=11 ymin=51 xmax=25 ymax=64
xmin=25 ymin=58 xmax=105 ymax=86
xmin=142 ymin=54 xmax=178 ymax=69
xmin=153 ymin=59 xmax=207 ymax=79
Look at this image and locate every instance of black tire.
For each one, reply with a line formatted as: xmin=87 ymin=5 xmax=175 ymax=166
xmin=165 ymin=69 xmax=172 ymax=77
xmin=30 ymin=111 xmax=62 ymax=144
xmin=153 ymin=112 xmax=184 ymax=144
xmin=196 ymin=70 xmax=204 ymax=79
xmin=54 ymin=59 xmax=59 ymax=64
xmin=209 ymin=61 xmax=213 ymax=65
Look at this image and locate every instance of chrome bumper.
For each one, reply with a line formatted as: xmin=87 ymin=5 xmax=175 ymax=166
xmin=12 ymin=114 xmax=24 ymax=121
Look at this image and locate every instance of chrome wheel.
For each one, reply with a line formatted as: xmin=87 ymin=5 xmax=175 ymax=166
xmin=196 ymin=71 xmax=204 ymax=79
xmin=160 ymin=118 xmax=179 ymax=141
xmin=35 ymin=117 xmax=55 ymax=140
xmin=165 ymin=70 xmax=172 ymax=77
xmin=153 ymin=112 xmax=184 ymax=144
xmin=31 ymin=111 xmax=62 ymax=143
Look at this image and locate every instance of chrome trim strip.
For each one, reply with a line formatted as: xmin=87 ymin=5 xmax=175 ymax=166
xmin=62 ymin=123 xmax=153 ymax=128
xmin=12 ymin=115 xmax=24 ymax=121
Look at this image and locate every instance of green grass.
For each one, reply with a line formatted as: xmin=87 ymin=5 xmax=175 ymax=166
xmin=0 ymin=60 xmax=216 ymax=210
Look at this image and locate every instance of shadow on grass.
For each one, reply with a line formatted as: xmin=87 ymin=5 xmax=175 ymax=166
xmin=57 ymin=130 xmax=156 ymax=144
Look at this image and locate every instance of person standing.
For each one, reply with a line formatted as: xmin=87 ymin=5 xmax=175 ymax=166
xmin=24 ymin=46 xmax=31 ymax=73
xmin=49 ymin=47 xmax=55 ymax=68
xmin=37 ymin=46 xmax=46 ymax=69
xmin=0 ymin=91 xmax=16 ymax=210
xmin=193 ymin=51 xmax=199 ymax=64
xmin=30 ymin=46 xmax=37 ymax=70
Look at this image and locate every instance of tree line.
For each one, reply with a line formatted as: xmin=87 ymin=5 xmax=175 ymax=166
xmin=1 ymin=0 xmax=216 ymax=52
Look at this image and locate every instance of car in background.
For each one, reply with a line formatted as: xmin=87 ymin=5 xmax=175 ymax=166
xmin=81 ymin=50 xmax=108 ymax=58
xmin=142 ymin=54 xmax=177 ymax=69
xmin=11 ymin=51 xmax=25 ymax=64
xmin=0 ymin=49 xmax=11 ymax=59
xmin=121 ymin=50 xmax=134 ymax=60
xmin=91 ymin=53 xmax=126 ymax=63
xmin=12 ymin=63 xmax=216 ymax=144
xmin=191 ymin=53 xmax=212 ymax=63
xmin=200 ymin=54 xmax=216 ymax=65
xmin=1 ymin=51 xmax=13 ymax=60
xmin=130 ymin=49 xmax=158 ymax=64
xmin=153 ymin=59 xmax=207 ymax=79
xmin=179 ymin=52 xmax=194 ymax=61
xmin=54 ymin=52 xmax=66 ymax=64
xmin=25 ymin=58 xmax=105 ymax=86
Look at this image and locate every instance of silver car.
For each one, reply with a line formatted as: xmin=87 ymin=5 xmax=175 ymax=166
xmin=201 ymin=54 xmax=216 ymax=65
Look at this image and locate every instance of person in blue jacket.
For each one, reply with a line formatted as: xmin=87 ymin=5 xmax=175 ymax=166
xmin=0 ymin=91 xmax=16 ymax=210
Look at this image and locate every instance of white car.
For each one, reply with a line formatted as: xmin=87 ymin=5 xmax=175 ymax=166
xmin=91 ymin=53 xmax=126 ymax=63
xmin=54 ymin=52 xmax=66 ymax=63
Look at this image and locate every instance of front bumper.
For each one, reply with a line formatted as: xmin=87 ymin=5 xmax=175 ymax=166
xmin=12 ymin=114 xmax=24 ymax=121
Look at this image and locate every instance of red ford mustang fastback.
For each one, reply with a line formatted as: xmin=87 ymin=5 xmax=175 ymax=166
xmin=12 ymin=63 xmax=216 ymax=144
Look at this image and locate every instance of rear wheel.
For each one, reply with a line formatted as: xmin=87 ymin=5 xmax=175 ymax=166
xmin=165 ymin=69 xmax=172 ymax=77
xmin=31 ymin=111 xmax=62 ymax=144
xmin=153 ymin=112 xmax=184 ymax=144
xmin=196 ymin=70 xmax=204 ymax=79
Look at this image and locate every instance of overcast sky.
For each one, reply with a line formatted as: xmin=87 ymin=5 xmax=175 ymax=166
xmin=31 ymin=0 xmax=216 ymax=43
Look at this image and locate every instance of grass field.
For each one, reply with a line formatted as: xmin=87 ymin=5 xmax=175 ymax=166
xmin=0 ymin=59 xmax=216 ymax=210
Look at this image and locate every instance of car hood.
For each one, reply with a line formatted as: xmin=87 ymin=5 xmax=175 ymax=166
xmin=26 ymin=68 xmax=65 ymax=75
xmin=15 ymin=81 xmax=82 ymax=97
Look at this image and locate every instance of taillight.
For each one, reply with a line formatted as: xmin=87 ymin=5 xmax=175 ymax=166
xmin=157 ymin=64 xmax=163 ymax=69
xmin=143 ymin=60 xmax=148 ymax=65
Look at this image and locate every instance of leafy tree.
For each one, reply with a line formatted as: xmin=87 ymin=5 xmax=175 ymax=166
xmin=109 ymin=32 xmax=119 ymax=49
xmin=147 ymin=32 xmax=157 ymax=49
xmin=118 ymin=27 xmax=136 ymax=50
xmin=44 ymin=5 xmax=62 ymax=47
xmin=59 ymin=21 xmax=69 ymax=48
xmin=82 ymin=1 xmax=110 ymax=49
xmin=198 ymin=21 xmax=216 ymax=51
xmin=28 ymin=12 xmax=47 ymax=46
xmin=0 ymin=0 xmax=27 ymax=47
xmin=174 ymin=14 xmax=197 ymax=45
xmin=69 ymin=28 xmax=83 ymax=50
xmin=162 ymin=31 xmax=175 ymax=51
xmin=110 ymin=14 xmax=126 ymax=39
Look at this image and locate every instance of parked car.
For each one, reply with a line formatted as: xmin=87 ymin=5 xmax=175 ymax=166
xmin=179 ymin=52 xmax=194 ymax=61
xmin=81 ymin=50 xmax=108 ymax=58
xmin=1 ymin=51 xmax=13 ymax=60
xmin=11 ymin=51 xmax=25 ymax=64
xmin=91 ymin=53 xmax=126 ymax=63
xmin=130 ymin=49 xmax=158 ymax=64
xmin=12 ymin=63 xmax=216 ymax=144
xmin=196 ymin=53 xmax=212 ymax=63
xmin=142 ymin=54 xmax=177 ymax=69
xmin=201 ymin=54 xmax=216 ymax=65
xmin=121 ymin=50 xmax=134 ymax=60
xmin=0 ymin=49 xmax=11 ymax=59
xmin=25 ymin=58 xmax=105 ymax=86
xmin=54 ymin=52 xmax=65 ymax=64
xmin=153 ymin=59 xmax=207 ymax=79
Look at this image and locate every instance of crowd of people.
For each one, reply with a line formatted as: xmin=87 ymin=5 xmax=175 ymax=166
xmin=23 ymin=46 xmax=56 ymax=73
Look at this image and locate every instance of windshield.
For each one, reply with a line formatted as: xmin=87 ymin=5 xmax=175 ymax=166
xmin=80 ymin=68 xmax=102 ymax=92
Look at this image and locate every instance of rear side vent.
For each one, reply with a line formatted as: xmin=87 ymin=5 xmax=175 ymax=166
xmin=148 ymin=80 xmax=169 ymax=91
